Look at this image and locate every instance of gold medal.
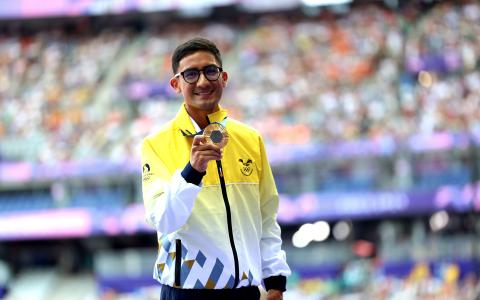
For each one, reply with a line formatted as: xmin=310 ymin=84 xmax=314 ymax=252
xmin=203 ymin=122 xmax=228 ymax=149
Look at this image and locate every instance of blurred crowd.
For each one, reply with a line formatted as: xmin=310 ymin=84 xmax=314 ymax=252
xmin=0 ymin=28 xmax=130 ymax=163
xmin=0 ymin=1 xmax=479 ymax=164
xmin=286 ymin=269 xmax=480 ymax=300
xmin=403 ymin=2 xmax=480 ymax=138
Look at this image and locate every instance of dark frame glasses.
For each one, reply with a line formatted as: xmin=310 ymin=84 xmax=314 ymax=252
xmin=175 ymin=65 xmax=223 ymax=84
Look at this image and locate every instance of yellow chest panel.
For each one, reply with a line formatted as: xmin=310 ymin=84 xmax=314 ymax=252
xmin=202 ymin=132 xmax=260 ymax=185
xmin=159 ymin=131 xmax=259 ymax=186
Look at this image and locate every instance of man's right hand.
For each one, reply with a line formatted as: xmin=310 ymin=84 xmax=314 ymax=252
xmin=190 ymin=135 xmax=223 ymax=173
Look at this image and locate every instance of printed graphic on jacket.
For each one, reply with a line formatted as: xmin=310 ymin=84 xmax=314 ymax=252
xmin=156 ymin=235 xmax=253 ymax=289
xmin=142 ymin=163 xmax=154 ymax=182
xmin=238 ymin=158 xmax=253 ymax=176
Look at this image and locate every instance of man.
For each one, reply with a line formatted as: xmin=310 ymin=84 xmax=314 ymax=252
xmin=141 ymin=37 xmax=290 ymax=300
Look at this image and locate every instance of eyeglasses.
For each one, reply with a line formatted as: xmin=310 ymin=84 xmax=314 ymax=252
xmin=175 ymin=65 xmax=223 ymax=84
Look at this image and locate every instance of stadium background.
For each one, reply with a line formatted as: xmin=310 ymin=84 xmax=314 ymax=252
xmin=0 ymin=0 xmax=479 ymax=299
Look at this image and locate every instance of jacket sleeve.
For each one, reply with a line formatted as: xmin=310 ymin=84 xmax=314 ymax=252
xmin=141 ymin=138 xmax=202 ymax=234
xmin=258 ymin=136 xmax=291 ymax=291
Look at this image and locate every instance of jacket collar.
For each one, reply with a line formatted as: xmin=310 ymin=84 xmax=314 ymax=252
xmin=174 ymin=104 xmax=228 ymax=137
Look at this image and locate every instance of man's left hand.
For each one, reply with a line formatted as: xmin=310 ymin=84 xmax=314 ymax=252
xmin=266 ymin=289 xmax=283 ymax=300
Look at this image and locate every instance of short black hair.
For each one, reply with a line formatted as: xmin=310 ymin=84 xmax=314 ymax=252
xmin=171 ymin=37 xmax=222 ymax=74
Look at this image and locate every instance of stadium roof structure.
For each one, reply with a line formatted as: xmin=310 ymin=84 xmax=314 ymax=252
xmin=0 ymin=0 xmax=357 ymax=20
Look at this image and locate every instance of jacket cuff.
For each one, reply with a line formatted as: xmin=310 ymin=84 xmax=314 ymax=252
xmin=181 ymin=162 xmax=206 ymax=186
xmin=264 ymin=275 xmax=287 ymax=292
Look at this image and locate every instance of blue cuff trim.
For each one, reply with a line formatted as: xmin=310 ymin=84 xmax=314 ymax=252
xmin=181 ymin=162 xmax=206 ymax=186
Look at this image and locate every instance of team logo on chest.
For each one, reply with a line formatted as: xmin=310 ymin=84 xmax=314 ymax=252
xmin=238 ymin=158 xmax=253 ymax=176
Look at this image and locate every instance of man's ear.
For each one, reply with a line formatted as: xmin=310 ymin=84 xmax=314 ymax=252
xmin=221 ymin=71 xmax=228 ymax=88
xmin=170 ymin=76 xmax=181 ymax=93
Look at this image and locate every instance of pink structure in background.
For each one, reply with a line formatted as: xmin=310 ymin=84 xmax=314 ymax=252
xmin=0 ymin=208 xmax=92 ymax=240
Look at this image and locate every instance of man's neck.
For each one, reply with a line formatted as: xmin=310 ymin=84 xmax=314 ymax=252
xmin=185 ymin=105 xmax=219 ymax=130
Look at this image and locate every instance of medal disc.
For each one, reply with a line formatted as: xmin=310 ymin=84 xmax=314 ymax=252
xmin=204 ymin=122 xmax=228 ymax=148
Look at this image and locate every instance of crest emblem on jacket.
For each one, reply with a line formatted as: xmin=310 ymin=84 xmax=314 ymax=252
xmin=142 ymin=163 xmax=153 ymax=181
xmin=238 ymin=158 xmax=253 ymax=176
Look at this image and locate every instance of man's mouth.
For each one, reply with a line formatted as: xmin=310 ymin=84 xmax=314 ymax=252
xmin=194 ymin=90 xmax=214 ymax=96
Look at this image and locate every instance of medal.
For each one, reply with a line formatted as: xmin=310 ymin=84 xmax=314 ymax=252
xmin=203 ymin=122 xmax=228 ymax=149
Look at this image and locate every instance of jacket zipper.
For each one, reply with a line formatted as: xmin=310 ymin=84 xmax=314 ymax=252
xmin=174 ymin=239 xmax=181 ymax=287
xmin=216 ymin=160 xmax=239 ymax=288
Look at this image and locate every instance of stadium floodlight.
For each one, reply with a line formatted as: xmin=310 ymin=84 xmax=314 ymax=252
xmin=311 ymin=221 xmax=330 ymax=242
xmin=301 ymin=0 xmax=353 ymax=6
xmin=429 ymin=210 xmax=449 ymax=232
xmin=292 ymin=223 xmax=314 ymax=248
xmin=239 ymin=0 xmax=298 ymax=12
xmin=333 ymin=221 xmax=351 ymax=241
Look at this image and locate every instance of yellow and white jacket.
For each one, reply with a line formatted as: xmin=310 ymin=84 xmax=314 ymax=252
xmin=141 ymin=104 xmax=290 ymax=291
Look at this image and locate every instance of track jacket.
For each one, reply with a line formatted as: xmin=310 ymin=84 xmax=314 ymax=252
xmin=141 ymin=104 xmax=290 ymax=291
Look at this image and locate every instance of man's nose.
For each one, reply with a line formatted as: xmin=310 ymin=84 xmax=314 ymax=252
xmin=196 ymin=71 xmax=209 ymax=86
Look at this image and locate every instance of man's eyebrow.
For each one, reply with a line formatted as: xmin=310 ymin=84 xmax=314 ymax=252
xmin=182 ymin=64 xmax=218 ymax=70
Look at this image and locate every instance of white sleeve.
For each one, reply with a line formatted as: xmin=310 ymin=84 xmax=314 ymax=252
xmin=141 ymin=139 xmax=201 ymax=234
xmin=145 ymin=170 xmax=201 ymax=234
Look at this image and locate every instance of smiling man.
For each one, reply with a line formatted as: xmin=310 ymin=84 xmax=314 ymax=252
xmin=141 ymin=37 xmax=290 ymax=300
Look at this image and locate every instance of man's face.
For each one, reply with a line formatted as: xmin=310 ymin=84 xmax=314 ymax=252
xmin=170 ymin=51 xmax=228 ymax=114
